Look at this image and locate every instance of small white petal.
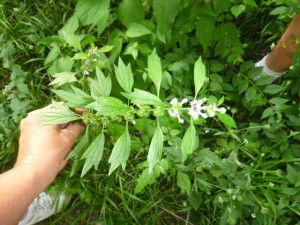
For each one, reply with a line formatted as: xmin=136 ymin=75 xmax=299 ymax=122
xmin=170 ymin=98 xmax=178 ymax=105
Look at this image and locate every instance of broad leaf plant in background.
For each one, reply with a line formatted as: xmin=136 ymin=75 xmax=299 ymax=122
xmin=1 ymin=0 xmax=300 ymax=224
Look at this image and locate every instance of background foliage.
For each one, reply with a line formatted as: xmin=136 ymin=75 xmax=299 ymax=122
xmin=1 ymin=0 xmax=300 ymax=224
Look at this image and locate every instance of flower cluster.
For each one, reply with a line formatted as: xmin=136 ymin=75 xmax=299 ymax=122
xmin=82 ymin=47 xmax=99 ymax=76
xmin=168 ymin=98 xmax=226 ymax=123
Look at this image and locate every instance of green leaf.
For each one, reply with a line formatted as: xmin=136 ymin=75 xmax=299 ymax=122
xmin=119 ymin=0 xmax=145 ymax=27
xmin=261 ymin=107 xmax=274 ymax=119
xmin=75 ymin=0 xmax=110 ymax=26
xmin=37 ymin=101 xmax=80 ymax=125
xmin=153 ymin=0 xmax=180 ymax=34
xmin=53 ymin=86 xmax=93 ymax=108
xmin=243 ymin=0 xmax=257 ymax=7
xmin=177 ymin=172 xmax=191 ymax=194
xmin=263 ymin=85 xmax=284 ymax=94
xmin=108 ymin=128 xmax=131 ymax=175
xmin=194 ymin=56 xmax=206 ymax=98
xmin=59 ymin=15 xmax=79 ymax=34
xmin=269 ymin=97 xmax=289 ymax=105
xmin=58 ymin=16 xmax=81 ymax=50
xmin=181 ymin=123 xmax=197 ymax=162
xmin=196 ymin=16 xmax=215 ymax=52
xmin=86 ymin=96 xmax=131 ymax=116
xmin=99 ymin=45 xmax=114 ymax=53
xmin=286 ymin=164 xmax=300 ymax=186
xmin=50 ymin=72 xmax=77 ymax=86
xmin=147 ymin=49 xmax=162 ymax=95
xmin=135 ymin=165 xmax=161 ymax=193
xmin=147 ymin=124 xmax=164 ymax=173
xmin=126 ymin=23 xmax=153 ymax=38
xmin=44 ymin=44 xmax=61 ymax=65
xmin=230 ymin=5 xmax=246 ymax=18
xmin=68 ymin=131 xmax=89 ymax=160
xmin=114 ymin=57 xmax=134 ymax=93
xmin=238 ymin=79 xmax=248 ymax=94
xmin=89 ymin=67 xmax=112 ymax=97
xmin=217 ymin=113 xmax=237 ymax=128
xmin=245 ymin=86 xmax=257 ymax=103
xmin=81 ymin=132 xmax=105 ymax=177
xmin=69 ymin=131 xmax=90 ymax=177
xmin=122 ymin=89 xmax=164 ymax=106
xmin=270 ymin=6 xmax=288 ymax=15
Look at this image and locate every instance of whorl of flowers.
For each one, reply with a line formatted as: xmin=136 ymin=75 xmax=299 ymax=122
xmin=168 ymin=98 xmax=226 ymax=123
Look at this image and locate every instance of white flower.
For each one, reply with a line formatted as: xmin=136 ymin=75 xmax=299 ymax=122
xmin=251 ymin=213 xmax=256 ymax=218
xmin=188 ymin=98 xmax=208 ymax=119
xmin=83 ymin=70 xmax=89 ymax=75
xmin=168 ymin=98 xmax=188 ymax=123
xmin=168 ymin=109 xmax=179 ymax=118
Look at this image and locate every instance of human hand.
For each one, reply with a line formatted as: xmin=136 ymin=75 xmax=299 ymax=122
xmin=14 ymin=105 xmax=84 ymax=187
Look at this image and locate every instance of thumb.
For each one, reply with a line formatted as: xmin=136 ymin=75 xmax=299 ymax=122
xmin=62 ymin=122 xmax=84 ymax=143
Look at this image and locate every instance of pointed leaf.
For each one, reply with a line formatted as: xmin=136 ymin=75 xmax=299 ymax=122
xmin=135 ymin=165 xmax=161 ymax=193
xmin=108 ymin=128 xmax=131 ymax=175
xmin=181 ymin=123 xmax=197 ymax=162
xmin=122 ymin=89 xmax=164 ymax=106
xmin=81 ymin=132 xmax=105 ymax=177
xmin=53 ymin=86 xmax=93 ymax=108
xmin=37 ymin=101 xmax=80 ymax=125
xmin=50 ymin=72 xmax=77 ymax=86
xmin=114 ymin=57 xmax=134 ymax=93
xmin=177 ymin=172 xmax=191 ymax=194
xmin=196 ymin=16 xmax=215 ymax=52
xmin=194 ymin=56 xmax=206 ymax=97
xmin=147 ymin=124 xmax=164 ymax=173
xmin=148 ymin=49 xmax=162 ymax=95
xmin=217 ymin=112 xmax=237 ymax=129
xmin=119 ymin=0 xmax=145 ymax=27
xmin=126 ymin=23 xmax=153 ymax=38
xmin=89 ymin=67 xmax=112 ymax=97
xmin=153 ymin=0 xmax=180 ymax=34
xmin=86 ymin=96 xmax=131 ymax=116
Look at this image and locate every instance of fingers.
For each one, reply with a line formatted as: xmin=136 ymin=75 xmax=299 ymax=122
xmin=61 ymin=122 xmax=85 ymax=143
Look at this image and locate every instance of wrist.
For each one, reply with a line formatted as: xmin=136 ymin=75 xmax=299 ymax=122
xmin=13 ymin=164 xmax=56 ymax=191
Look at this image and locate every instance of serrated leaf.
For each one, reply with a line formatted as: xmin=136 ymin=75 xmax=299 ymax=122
xmin=72 ymin=52 xmax=88 ymax=60
xmin=148 ymin=49 xmax=162 ymax=96
xmin=86 ymin=96 xmax=131 ymax=116
xmin=75 ymin=0 xmax=110 ymax=27
xmin=108 ymin=128 xmax=131 ymax=175
xmin=135 ymin=165 xmax=161 ymax=193
xmin=147 ymin=124 xmax=164 ymax=173
xmin=69 ymin=131 xmax=89 ymax=177
xmin=153 ymin=0 xmax=180 ymax=34
xmin=196 ymin=16 xmax=215 ymax=52
xmin=122 ymin=89 xmax=164 ymax=106
xmin=37 ymin=101 xmax=80 ymax=125
xmin=217 ymin=113 xmax=237 ymax=128
xmin=45 ymin=44 xmax=61 ymax=65
xmin=81 ymin=132 xmax=105 ymax=177
xmin=177 ymin=172 xmax=191 ymax=194
xmin=181 ymin=123 xmax=197 ymax=162
xmin=114 ymin=57 xmax=134 ymax=93
xmin=231 ymin=5 xmax=246 ymax=18
xmin=119 ymin=0 xmax=145 ymax=27
xmin=89 ymin=67 xmax=112 ymax=97
xmin=126 ymin=23 xmax=153 ymax=38
xmin=53 ymin=86 xmax=93 ymax=108
xmin=50 ymin=72 xmax=77 ymax=86
xmin=194 ymin=56 xmax=206 ymax=98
